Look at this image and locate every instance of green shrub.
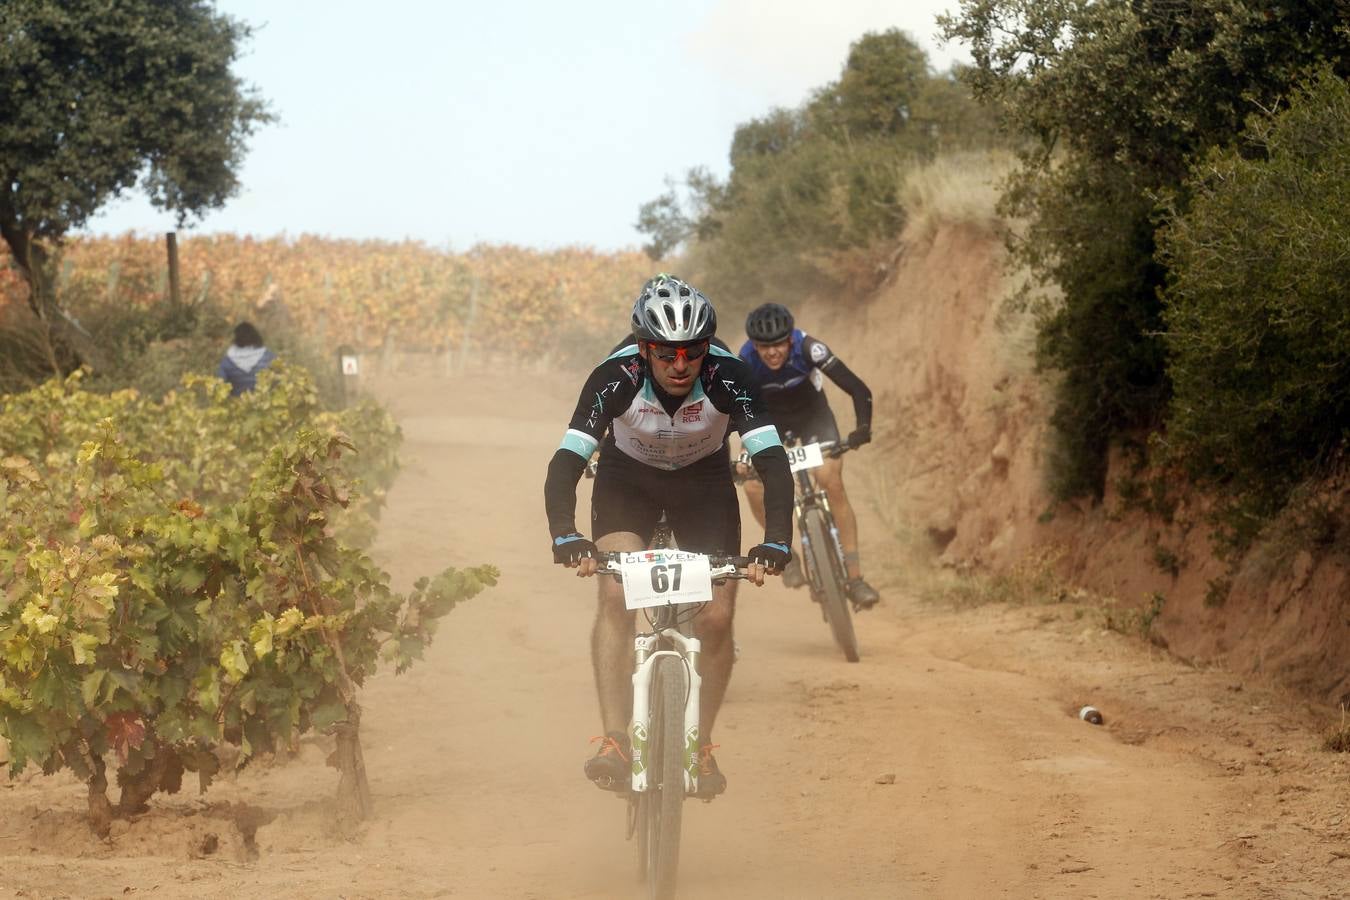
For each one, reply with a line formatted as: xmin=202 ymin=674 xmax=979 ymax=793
xmin=0 ymin=367 xmax=493 ymax=835
xmin=1159 ymin=69 xmax=1350 ymax=538
xmin=941 ymin=0 xmax=1350 ymax=501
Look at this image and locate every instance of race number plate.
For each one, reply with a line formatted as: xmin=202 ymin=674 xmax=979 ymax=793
xmin=619 ymin=550 xmax=714 ymax=610
xmin=787 ymin=442 xmax=825 ymax=473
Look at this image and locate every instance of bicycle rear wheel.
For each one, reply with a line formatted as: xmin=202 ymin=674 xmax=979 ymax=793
xmin=802 ymin=507 xmax=860 ymax=662
xmin=640 ymin=654 xmax=687 ymax=900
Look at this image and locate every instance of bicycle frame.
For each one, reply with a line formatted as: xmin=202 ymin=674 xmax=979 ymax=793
xmin=593 ymin=551 xmax=746 ymax=797
xmin=750 ymin=438 xmax=851 ymax=579
xmin=793 ymin=459 xmax=847 ymax=584
xmin=736 ymin=438 xmax=860 ymax=660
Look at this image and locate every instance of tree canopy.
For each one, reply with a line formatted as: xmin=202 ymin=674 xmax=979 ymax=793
xmin=636 ymin=29 xmax=999 ymax=305
xmin=1159 ymin=69 xmax=1350 ymax=542
xmin=940 ymin=0 xmax=1350 ymax=498
xmin=0 ymin=0 xmax=271 ymax=368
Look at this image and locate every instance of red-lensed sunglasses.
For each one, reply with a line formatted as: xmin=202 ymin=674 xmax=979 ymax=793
xmin=645 ymin=340 xmax=709 ymax=363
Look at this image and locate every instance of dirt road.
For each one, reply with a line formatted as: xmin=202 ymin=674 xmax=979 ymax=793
xmin=2 ymin=373 xmax=1346 ymax=899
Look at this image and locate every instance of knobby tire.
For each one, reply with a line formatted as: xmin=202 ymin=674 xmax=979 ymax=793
xmin=803 ymin=507 xmax=860 ymax=662
xmin=642 ymin=655 xmax=686 ymax=899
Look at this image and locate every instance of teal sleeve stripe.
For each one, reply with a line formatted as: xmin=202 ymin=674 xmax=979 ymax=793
xmin=742 ymin=424 xmax=782 ymax=455
xmin=709 ymin=344 xmax=738 ymax=359
xmin=604 ymin=343 xmax=639 ymax=361
xmin=559 ymin=429 xmax=599 ymax=458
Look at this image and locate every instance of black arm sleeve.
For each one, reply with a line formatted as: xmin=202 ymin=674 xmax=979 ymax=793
xmin=543 ymin=352 xmax=640 ymax=538
xmin=749 ymin=445 xmax=794 ymax=546
xmin=822 ymin=356 xmax=872 ymax=431
xmin=544 ymin=448 xmax=588 ymax=538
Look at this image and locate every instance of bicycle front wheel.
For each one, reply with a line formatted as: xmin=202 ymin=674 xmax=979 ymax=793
xmin=641 ymin=654 xmax=687 ymax=900
xmin=802 ymin=507 xmax=860 ymax=662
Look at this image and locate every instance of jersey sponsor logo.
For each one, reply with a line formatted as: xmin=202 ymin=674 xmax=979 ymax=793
xmin=682 ymin=400 xmax=704 ymax=423
xmin=728 ymin=384 xmax=755 ymax=420
xmin=634 ymin=403 xmax=663 ymax=416
xmin=809 ymin=341 xmax=830 ymax=363
xmin=586 ymin=392 xmax=604 ymax=429
xmin=585 ymin=379 xmax=628 ymax=429
xmin=625 ymin=433 xmax=714 ymax=469
xmin=621 ymin=358 xmax=642 ymax=385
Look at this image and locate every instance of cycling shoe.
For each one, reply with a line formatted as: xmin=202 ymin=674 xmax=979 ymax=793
xmin=846 ymin=577 xmax=881 ymax=609
xmin=584 ymin=731 xmax=631 ymax=792
xmin=693 ymin=745 xmax=726 ymax=799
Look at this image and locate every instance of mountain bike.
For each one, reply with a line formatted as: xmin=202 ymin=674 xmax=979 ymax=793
xmin=738 ymin=437 xmax=860 ymax=662
xmin=592 ymin=548 xmax=749 ymax=900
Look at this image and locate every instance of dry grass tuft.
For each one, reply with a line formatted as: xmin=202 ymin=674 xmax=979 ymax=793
xmin=1324 ymin=705 xmax=1350 ymax=753
xmin=920 ymin=546 xmax=1070 ymax=609
xmin=900 ymin=150 xmax=1015 ymax=242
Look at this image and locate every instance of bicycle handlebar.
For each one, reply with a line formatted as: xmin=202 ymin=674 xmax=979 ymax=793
xmin=734 ymin=438 xmax=855 ymax=482
xmin=592 ymin=551 xmax=753 ymax=582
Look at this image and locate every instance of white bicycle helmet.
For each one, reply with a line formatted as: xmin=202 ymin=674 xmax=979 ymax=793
xmin=630 ymin=274 xmax=717 ymax=343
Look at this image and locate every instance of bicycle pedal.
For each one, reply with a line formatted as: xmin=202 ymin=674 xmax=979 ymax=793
xmin=591 ymin=775 xmax=630 ymax=794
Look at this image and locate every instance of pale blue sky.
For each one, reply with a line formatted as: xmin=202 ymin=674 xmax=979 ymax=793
xmin=85 ymin=0 xmax=969 ymax=251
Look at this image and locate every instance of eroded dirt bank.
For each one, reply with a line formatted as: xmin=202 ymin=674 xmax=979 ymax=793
xmin=1 ymin=371 xmax=1346 ymax=898
xmin=814 ymin=222 xmax=1350 ymax=709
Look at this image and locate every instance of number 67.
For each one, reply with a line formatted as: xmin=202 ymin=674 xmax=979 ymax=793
xmin=649 ymin=563 xmax=684 ymax=592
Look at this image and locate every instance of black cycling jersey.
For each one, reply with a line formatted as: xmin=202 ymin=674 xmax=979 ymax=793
xmin=738 ymin=329 xmax=872 ymax=434
xmin=544 ymin=343 xmax=793 ymax=546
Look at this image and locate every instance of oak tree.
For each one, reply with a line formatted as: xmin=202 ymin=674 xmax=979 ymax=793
xmin=0 ymin=0 xmax=271 ymax=372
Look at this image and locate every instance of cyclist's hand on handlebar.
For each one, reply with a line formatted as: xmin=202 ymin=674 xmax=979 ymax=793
xmin=552 ymin=533 xmax=598 ymax=575
xmin=846 ymin=425 xmax=871 ymax=449
xmin=746 ymin=542 xmax=792 ymax=585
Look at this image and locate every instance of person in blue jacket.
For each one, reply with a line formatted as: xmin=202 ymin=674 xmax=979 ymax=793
xmin=216 ymin=321 xmax=276 ymax=395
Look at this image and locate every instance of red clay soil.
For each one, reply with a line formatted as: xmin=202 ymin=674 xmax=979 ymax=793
xmin=812 ymin=221 xmax=1350 ymax=710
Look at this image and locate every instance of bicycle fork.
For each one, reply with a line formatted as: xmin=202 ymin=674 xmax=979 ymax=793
xmin=629 ymin=631 xmax=702 ymax=794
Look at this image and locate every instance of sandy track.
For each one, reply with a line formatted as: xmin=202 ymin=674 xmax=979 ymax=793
xmin=2 ymin=372 xmax=1346 ymax=899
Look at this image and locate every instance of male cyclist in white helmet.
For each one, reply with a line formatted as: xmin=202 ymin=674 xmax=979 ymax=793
xmin=544 ymin=275 xmax=795 ymax=798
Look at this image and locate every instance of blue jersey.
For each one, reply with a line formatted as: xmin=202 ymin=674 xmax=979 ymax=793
xmin=738 ymin=329 xmax=835 ymax=416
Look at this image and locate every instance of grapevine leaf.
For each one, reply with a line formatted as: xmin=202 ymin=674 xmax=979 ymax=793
xmin=105 ymin=712 xmax=146 ymax=766
xmin=176 ymin=566 xmax=207 ymax=593
xmin=219 ymin=640 xmax=250 ymax=683
xmin=81 ymin=670 xmax=106 ymax=708
xmin=310 ymin=700 xmax=347 ymax=731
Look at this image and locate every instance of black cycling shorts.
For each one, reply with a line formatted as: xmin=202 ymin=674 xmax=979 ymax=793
xmin=768 ymin=398 xmax=840 ymax=446
xmin=590 ymin=444 xmax=741 ymax=555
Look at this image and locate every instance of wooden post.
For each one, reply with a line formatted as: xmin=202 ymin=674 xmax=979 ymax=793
xmin=165 ymin=232 xmax=181 ymax=307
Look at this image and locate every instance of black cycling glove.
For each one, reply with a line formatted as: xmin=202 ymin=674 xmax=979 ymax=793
xmin=846 ymin=425 xmax=872 ymax=449
xmin=748 ymin=541 xmax=792 ymax=573
xmin=552 ymin=533 xmax=597 ymax=565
